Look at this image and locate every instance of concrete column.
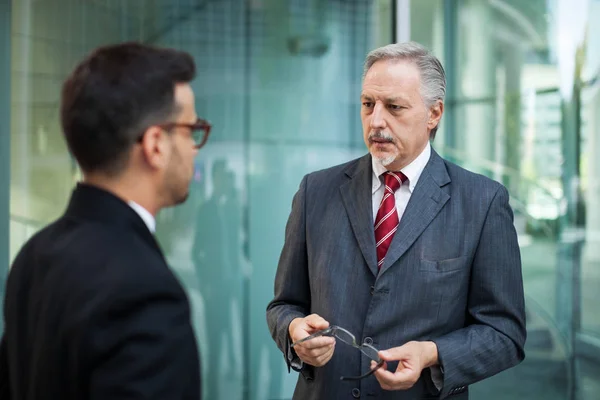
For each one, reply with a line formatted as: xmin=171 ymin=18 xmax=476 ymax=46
xmin=0 ymin=0 xmax=11 ymax=333
xmin=10 ymin=0 xmax=31 ymax=221
xmin=583 ymin=0 xmax=600 ymax=263
xmin=584 ymin=88 xmax=600 ymax=262
xmin=502 ymin=43 xmax=523 ymax=191
xmin=456 ymin=0 xmax=496 ymax=166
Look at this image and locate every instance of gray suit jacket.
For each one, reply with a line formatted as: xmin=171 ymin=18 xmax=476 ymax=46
xmin=266 ymin=150 xmax=526 ymax=400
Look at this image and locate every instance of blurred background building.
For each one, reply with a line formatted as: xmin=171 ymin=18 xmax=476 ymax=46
xmin=1 ymin=0 xmax=599 ymax=399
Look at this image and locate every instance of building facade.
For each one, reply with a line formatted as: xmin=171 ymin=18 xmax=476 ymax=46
xmin=1 ymin=0 xmax=599 ymax=399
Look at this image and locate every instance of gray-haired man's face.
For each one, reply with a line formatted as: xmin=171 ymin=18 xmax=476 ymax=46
xmin=360 ymin=60 xmax=442 ymax=171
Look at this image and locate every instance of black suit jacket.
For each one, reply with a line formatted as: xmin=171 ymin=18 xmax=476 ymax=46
xmin=0 ymin=183 xmax=201 ymax=400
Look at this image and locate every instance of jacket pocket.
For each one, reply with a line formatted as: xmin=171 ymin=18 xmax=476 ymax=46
xmin=419 ymin=256 xmax=469 ymax=272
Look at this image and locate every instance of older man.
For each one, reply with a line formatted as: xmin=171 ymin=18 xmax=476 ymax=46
xmin=267 ymin=41 xmax=526 ymax=399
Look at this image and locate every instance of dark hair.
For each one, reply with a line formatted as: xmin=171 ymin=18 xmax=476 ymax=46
xmin=60 ymin=42 xmax=196 ymax=175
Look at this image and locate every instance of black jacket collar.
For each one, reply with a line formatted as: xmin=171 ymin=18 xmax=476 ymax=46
xmin=64 ymin=183 xmax=164 ymax=258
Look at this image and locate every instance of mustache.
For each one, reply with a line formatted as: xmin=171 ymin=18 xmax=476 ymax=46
xmin=368 ymin=130 xmax=394 ymax=143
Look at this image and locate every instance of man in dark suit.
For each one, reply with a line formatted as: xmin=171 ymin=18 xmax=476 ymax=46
xmin=266 ymin=41 xmax=526 ymax=399
xmin=0 ymin=42 xmax=211 ymax=399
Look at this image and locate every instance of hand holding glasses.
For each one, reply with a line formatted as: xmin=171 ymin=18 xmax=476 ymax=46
xmin=291 ymin=325 xmax=384 ymax=380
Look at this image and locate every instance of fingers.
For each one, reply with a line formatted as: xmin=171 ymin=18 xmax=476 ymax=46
xmin=305 ymin=314 xmax=329 ymax=331
xmin=300 ymin=336 xmax=335 ymax=349
xmin=371 ymin=342 xmax=426 ymax=391
xmin=295 ymin=338 xmax=335 ymax=367
xmin=378 ymin=347 xmax=408 ymax=362
xmin=289 ymin=314 xmax=330 ymax=344
xmin=371 ymin=361 xmax=419 ymax=391
xmin=290 ymin=314 xmax=334 ymax=367
xmin=314 ymin=342 xmax=335 ymax=366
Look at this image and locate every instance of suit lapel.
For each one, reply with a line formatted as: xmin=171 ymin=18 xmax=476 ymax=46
xmin=340 ymin=155 xmax=379 ymax=277
xmin=379 ymin=149 xmax=451 ymax=276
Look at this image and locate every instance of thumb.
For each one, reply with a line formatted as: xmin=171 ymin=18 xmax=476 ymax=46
xmin=305 ymin=314 xmax=329 ymax=330
xmin=379 ymin=346 xmax=409 ymax=361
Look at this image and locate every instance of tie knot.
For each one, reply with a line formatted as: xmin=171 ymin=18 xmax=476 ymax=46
xmin=383 ymin=171 xmax=406 ymax=192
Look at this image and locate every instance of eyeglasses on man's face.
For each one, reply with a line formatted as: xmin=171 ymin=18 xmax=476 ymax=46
xmin=291 ymin=325 xmax=384 ymax=381
xmin=137 ymin=117 xmax=212 ymax=150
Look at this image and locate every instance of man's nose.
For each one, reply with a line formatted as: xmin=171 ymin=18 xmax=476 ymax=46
xmin=370 ymin=102 xmax=386 ymax=130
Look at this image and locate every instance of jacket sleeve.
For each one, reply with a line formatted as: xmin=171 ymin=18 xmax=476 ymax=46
xmin=266 ymin=175 xmax=311 ymax=372
xmin=432 ymin=185 xmax=527 ymax=399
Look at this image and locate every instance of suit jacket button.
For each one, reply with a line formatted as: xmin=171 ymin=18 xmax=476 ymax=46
xmin=370 ymin=286 xmax=375 ymax=295
xmin=364 ymin=337 xmax=373 ymax=345
xmin=352 ymin=388 xmax=360 ymax=398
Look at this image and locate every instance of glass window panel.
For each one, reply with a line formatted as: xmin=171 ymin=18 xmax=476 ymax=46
xmin=410 ymin=0 xmax=600 ymax=398
xmin=7 ymin=1 xmax=393 ymax=399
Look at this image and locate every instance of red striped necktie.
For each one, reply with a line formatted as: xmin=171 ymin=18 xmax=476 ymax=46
xmin=374 ymin=171 xmax=407 ymax=269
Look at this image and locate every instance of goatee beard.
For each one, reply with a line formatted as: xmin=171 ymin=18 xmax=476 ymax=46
xmin=375 ymin=153 xmax=396 ymax=166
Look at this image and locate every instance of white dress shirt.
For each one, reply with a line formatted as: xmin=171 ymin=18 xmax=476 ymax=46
xmin=128 ymin=201 xmax=156 ymax=233
xmin=371 ymin=142 xmax=444 ymax=390
xmin=371 ymin=142 xmax=431 ymax=221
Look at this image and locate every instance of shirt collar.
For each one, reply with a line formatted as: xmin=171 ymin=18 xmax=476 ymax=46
xmin=128 ymin=201 xmax=156 ymax=233
xmin=371 ymin=142 xmax=431 ymax=194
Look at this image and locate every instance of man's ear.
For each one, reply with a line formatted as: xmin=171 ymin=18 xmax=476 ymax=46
xmin=427 ymin=100 xmax=444 ymax=131
xmin=139 ymin=126 xmax=170 ymax=170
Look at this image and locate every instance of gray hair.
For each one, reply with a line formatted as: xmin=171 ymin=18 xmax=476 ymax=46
xmin=363 ymin=42 xmax=446 ymax=138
